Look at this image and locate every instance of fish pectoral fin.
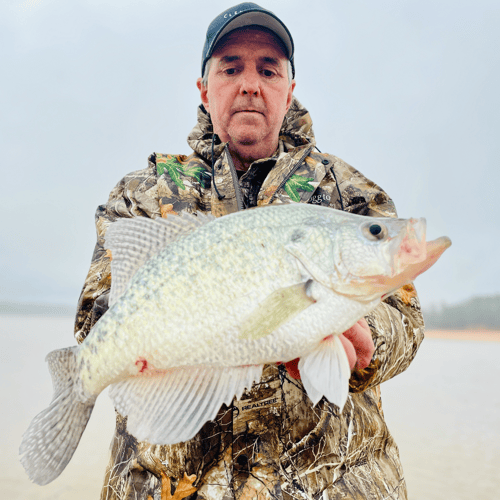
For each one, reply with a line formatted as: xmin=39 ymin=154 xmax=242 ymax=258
xmin=108 ymin=364 xmax=262 ymax=445
xmin=298 ymin=335 xmax=350 ymax=409
xmin=105 ymin=212 xmax=215 ymax=307
xmin=238 ymin=281 xmax=316 ymax=341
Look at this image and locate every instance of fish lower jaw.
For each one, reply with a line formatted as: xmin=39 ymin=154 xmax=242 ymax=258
xmin=328 ymin=275 xmax=386 ymax=302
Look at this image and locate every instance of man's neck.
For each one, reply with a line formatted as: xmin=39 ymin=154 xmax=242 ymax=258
xmin=228 ymin=151 xmax=251 ymax=172
xmin=227 ymin=141 xmax=279 ymax=172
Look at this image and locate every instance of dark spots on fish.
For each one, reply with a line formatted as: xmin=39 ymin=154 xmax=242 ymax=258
xmin=291 ymin=230 xmax=305 ymax=242
xmin=84 ymin=359 xmax=93 ymax=377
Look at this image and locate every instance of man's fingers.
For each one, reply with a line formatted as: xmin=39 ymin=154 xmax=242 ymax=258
xmin=279 ymin=319 xmax=374 ymax=379
xmin=339 ymin=334 xmax=357 ymax=371
xmin=342 ymin=319 xmax=375 ymax=370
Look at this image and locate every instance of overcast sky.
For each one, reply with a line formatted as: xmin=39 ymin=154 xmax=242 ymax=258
xmin=1 ymin=0 xmax=499 ymax=310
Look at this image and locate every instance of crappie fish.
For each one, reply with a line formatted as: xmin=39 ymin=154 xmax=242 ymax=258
xmin=20 ymin=204 xmax=451 ymax=485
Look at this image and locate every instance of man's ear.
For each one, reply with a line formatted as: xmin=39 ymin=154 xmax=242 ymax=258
xmin=197 ymin=78 xmax=210 ymax=113
xmin=285 ymin=80 xmax=296 ymax=113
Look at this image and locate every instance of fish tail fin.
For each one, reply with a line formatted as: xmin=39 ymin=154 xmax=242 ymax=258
xmin=19 ymin=346 xmax=96 ymax=485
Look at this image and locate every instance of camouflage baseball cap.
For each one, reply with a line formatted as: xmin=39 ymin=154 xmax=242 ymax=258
xmin=202 ymin=2 xmax=295 ymax=79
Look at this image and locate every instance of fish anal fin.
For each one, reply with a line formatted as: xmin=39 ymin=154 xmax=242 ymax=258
xmin=108 ymin=364 xmax=263 ymax=445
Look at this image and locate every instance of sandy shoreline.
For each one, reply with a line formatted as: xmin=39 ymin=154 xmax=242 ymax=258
xmin=425 ymin=329 xmax=500 ymax=342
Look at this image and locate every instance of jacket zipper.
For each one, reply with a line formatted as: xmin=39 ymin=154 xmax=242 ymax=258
xmin=225 ymin=145 xmax=245 ymax=211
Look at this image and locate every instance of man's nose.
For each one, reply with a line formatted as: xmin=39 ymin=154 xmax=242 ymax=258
xmin=239 ymin=70 xmax=260 ymax=96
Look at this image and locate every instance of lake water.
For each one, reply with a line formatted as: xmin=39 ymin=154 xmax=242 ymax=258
xmin=1 ymin=315 xmax=499 ymax=499
xmin=382 ymin=335 xmax=500 ymax=499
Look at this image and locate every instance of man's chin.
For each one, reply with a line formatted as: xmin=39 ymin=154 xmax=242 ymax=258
xmin=230 ymin=131 xmax=261 ymax=146
xmin=235 ymin=137 xmax=259 ymax=146
xmin=228 ymin=124 xmax=265 ymax=146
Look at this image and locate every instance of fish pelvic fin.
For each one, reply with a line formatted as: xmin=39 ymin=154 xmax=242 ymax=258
xmin=19 ymin=346 xmax=96 ymax=485
xmin=299 ymin=335 xmax=351 ymax=410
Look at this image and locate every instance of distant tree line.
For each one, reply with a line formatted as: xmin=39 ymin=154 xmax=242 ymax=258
xmin=423 ymin=294 xmax=500 ymax=329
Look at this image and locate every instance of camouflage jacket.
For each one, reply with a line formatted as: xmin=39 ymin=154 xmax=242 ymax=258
xmin=75 ymin=97 xmax=424 ymax=500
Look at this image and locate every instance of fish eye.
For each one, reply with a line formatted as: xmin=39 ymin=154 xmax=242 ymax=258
xmin=362 ymin=222 xmax=388 ymax=241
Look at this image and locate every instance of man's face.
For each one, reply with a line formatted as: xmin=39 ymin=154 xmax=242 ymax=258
xmin=198 ymin=28 xmax=295 ymax=163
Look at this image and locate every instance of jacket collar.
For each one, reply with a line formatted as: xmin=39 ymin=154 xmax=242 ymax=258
xmin=186 ymin=96 xmax=322 ymax=217
xmin=186 ymin=96 xmax=316 ymax=164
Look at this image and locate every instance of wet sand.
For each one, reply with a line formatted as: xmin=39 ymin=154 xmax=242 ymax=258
xmin=424 ymin=328 xmax=500 ymax=342
xmin=2 ymin=316 xmax=499 ymax=499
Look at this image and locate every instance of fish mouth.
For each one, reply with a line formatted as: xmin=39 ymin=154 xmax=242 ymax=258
xmin=376 ymin=236 xmax=452 ymax=298
xmin=336 ymin=218 xmax=451 ymax=300
xmin=366 ymin=216 xmax=450 ymax=296
xmin=393 ymin=235 xmax=452 ymax=284
xmin=391 ymin=218 xmax=428 ymax=274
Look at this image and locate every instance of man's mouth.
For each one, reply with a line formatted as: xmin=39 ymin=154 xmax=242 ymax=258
xmin=233 ymin=109 xmax=264 ymax=115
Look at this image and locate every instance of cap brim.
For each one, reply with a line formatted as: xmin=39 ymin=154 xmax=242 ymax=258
xmin=210 ymin=11 xmax=293 ymax=59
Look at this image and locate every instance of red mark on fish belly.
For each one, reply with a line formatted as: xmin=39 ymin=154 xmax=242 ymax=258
xmin=135 ymin=357 xmax=148 ymax=373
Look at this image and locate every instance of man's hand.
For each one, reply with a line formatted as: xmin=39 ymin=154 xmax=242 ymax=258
xmin=280 ymin=319 xmax=375 ymax=380
xmin=338 ymin=318 xmax=374 ymax=371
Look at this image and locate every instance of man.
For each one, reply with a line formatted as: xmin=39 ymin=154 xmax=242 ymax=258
xmin=75 ymin=4 xmax=424 ymax=499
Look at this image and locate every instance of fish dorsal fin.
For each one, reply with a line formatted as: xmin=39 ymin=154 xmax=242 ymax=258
xmin=105 ymin=212 xmax=215 ymax=306
xmin=298 ymin=335 xmax=351 ymax=410
xmin=108 ymin=364 xmax=263 ymax=445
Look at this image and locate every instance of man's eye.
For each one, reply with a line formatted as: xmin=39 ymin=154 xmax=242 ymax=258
xmin=225 ymin=68 xmax=237 ymax=75
xmin=262 ymin=69 xmax=275 ymax=77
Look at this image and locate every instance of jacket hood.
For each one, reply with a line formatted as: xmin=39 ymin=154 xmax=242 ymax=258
xmin=187 ymin=96 xmax=316 ymax=163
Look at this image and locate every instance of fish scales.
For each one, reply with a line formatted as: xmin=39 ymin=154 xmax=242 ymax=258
xmin=19 ymin=203 xmax=451 ymax=486
xmin=78 ymin=205 xmax=348 ymax=395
